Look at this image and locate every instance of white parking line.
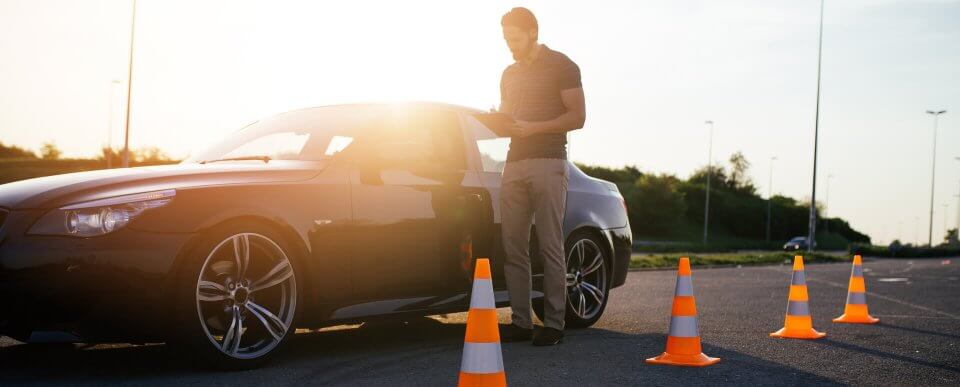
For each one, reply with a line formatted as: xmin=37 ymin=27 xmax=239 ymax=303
xmin=808 ymin=276 xmax=960 ymax=320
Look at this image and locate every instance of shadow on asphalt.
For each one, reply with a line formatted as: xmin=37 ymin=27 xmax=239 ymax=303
xmin=818 ymin=336 xmax=960 ymax=374
xmin=874 ymin=321 xmax=960 ymax=340
xmin=0 ymin=317 xmax=841 ymax=385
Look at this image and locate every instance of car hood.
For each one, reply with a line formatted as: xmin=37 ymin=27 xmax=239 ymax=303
xmin=0 ymin=161 xmax=322 ymax=210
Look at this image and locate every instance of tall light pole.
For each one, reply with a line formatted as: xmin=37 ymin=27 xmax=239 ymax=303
xmin=122 ymin=0 xmax=138 ymax=168
xmin=807 ymin=0 xmax=825 ymax=253
xmin=924 ymin=109 xmax=947 ymax=246
xmin=703 ymin=120 xmax=715 ymax=244
xmin=766 ymin=156 xmax=778 ymax=242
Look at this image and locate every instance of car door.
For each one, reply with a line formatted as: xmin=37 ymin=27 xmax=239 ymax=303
xmin=348 ymin=108 xmax=486 ymax=305
xmin=461 ymin=115 xmax=515 ymax=290
xmin=462 ymin=115 xmax=558 ymax=293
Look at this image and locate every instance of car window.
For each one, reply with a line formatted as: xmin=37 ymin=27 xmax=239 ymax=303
xmin=466 ymin=116 xmax=509 ymax=173
xmin=373 ymin=109 xmax=466 ymax=170
xmin=183 ymin=105 xmax=384 ymax=163
xmin=220 ymin=132 xmax=310 ymax=160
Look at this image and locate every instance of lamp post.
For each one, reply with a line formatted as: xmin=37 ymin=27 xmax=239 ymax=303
xmin=121 ymin=0 xmax=138 ymax=168
xmin=924 ymin=109 xmax=947 ymax=246
xmin=703 ymin=120 xmax=714 ymax=244
xmin=807 ymin=0 xmax=825 ymax=253
xmin=766 ymin=156 xmax=777 ymax=242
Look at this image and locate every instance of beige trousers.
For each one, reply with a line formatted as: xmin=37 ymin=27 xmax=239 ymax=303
xmin=500 ymin=158 xmax=569 ymax=330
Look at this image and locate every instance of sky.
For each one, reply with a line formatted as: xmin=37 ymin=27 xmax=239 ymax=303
xmin=1 ymin=0 xmax=959 ymax=245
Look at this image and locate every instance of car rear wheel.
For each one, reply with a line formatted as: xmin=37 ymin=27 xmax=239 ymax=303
xmin=171 ymin=222 xmax=301 ymax=369
xmin=534 ymin=230 xmax=610 ymax=329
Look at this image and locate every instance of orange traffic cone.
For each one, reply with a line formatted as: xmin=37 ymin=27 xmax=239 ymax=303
xmin=458 ymin=258 xmax=507 ymax=387
xmin=770 ymin=256 xmax=826 ymax=339
xmin=646 ymin=257 xmax=720 ymax=367
xmin=833 ymin=255 xmax=879 ymax=324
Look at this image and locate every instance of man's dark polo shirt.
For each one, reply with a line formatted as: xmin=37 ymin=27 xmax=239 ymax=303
xmin=500 ymin=45 xmax=582 ymax=161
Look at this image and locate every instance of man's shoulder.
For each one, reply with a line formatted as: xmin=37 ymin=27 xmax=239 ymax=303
xmin=542 ymin=46 xmax=577 ymax=67
xmin=502 ymin=62 xmax=520 ymax=77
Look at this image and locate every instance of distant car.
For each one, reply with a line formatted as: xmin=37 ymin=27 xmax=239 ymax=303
xmin=783 ymin=236 xmax=814 ymax=251
xmin=0 ymin=102 xmax=632 ymax=369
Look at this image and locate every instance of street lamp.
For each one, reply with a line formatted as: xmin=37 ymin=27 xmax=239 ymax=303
xmin=807 ymin=0 xmax=825 ymax=253
xmin=703 ymin=120 xmax=715 ymax=244
xmin=121 ymin=0 xmax=138 ymax=168
xmin=766 ymin=156 xmax=777 ymax=242
xmin=924 ymin=109 xmax=947 ymax=246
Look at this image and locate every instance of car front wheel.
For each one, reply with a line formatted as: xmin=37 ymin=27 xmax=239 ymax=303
xmin=172 ymin=222 xmax=301 ymax=369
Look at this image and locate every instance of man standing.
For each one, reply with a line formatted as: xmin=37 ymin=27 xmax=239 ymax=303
xmin=497 ymin=7 xmax=586 ymax=346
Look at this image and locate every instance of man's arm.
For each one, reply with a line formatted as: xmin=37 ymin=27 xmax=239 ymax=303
xmin=511 ymin=87 xmax=586 ymax=137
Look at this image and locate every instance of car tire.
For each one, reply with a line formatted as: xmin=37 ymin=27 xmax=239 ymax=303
xmin=169 ymin=220 xmax=303 ymax=370
xmin=533 ymin=230 xmax=611 ymax=329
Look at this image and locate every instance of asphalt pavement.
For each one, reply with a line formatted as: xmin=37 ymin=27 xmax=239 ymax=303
xmin=1 ymin=257 xmax=958 ymax=386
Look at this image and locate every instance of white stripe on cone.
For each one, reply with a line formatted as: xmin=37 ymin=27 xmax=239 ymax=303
xmin=469 ymin=279 xmax=496 ymax=309
xmin=460 ymin=342 xmax=505 ymax=374
xmin=668 ymin=316 xmax=700 ymax=338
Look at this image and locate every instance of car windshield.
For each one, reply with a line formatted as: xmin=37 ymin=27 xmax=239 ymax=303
xmin=183 ymin=105 xmax=387 ymax=164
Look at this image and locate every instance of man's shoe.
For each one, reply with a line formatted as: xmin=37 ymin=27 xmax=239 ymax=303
xmin=532 ymin=327 xmax=564 ymax=346
xmin=499 ymin=324 xmax=533 ymax=343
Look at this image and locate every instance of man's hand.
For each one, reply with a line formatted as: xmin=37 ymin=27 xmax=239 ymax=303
xmin=508 ymin=120 xmax=539 ymax=137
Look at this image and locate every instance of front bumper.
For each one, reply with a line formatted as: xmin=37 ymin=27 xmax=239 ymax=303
xmin=0 ymin=209 xmax=194 ymax=342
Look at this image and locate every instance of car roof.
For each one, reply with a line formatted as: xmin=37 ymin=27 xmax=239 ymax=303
xmin=280 ymin=101 xmax=485 ymax=116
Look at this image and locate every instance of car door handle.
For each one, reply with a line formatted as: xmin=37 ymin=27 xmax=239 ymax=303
xmin=459 ymin=193 xmax=483 ymax=203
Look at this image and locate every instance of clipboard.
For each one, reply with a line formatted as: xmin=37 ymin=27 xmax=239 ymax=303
xmin=471 ymin=112 xmax=516 ymax=137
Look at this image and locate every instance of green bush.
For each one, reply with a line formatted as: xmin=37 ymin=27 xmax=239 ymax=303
xmin=850 ymin=243 xmax=960 ymax=258
xmin=630 ymin=251 xmax=848 ymax=269
xmin=626 ymin=173 xmax=686 ymax=236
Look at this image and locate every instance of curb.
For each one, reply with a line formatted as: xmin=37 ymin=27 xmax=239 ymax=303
xmin=627 ymin=259 xmax=855 ymax=272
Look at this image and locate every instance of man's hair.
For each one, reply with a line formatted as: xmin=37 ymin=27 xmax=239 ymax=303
xmin=501 ymin=7 xmax=538 ymax=38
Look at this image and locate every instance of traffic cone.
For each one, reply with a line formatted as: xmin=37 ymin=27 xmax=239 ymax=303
xmin=770 ymin=256 xmax=826 ymax=339
xmin=833 ymin=255 xmax=879 ymax=324
xmin=646 ymin=257 xmax=720 ymax=367
xmin=458 ymin=258 xmax=506 ymax=387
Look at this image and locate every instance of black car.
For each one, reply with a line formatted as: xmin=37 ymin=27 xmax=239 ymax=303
xmin=0 ymin=102 xmax=632 ymax=368
xmin=783 ymin=236 xmax=814 ymax=251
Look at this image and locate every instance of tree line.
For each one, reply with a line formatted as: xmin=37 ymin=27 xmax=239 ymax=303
xmin=577 ymin=151 xmax=871 ymax=247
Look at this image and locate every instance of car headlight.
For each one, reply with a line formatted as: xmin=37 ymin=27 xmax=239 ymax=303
xmin=29 ymin=189 xmax=175 ymax=237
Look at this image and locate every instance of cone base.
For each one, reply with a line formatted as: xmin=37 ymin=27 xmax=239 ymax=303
xmin=833 ymin=314 xmax=879 ymax=324
xmin=645 ymin=352 xmax=720 ymax=367
xmin=769 ymin=327 xmax=826 ymax=339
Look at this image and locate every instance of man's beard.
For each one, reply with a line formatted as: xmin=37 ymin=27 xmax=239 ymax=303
xmin=510 ymin=43 xmax=531 ymax=61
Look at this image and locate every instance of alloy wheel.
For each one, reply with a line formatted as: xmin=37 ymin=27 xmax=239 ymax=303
xmin=565 ymin=238 xmax=607 ymax=321
xmin=194 ymin=232 xmax=297 ymax=359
